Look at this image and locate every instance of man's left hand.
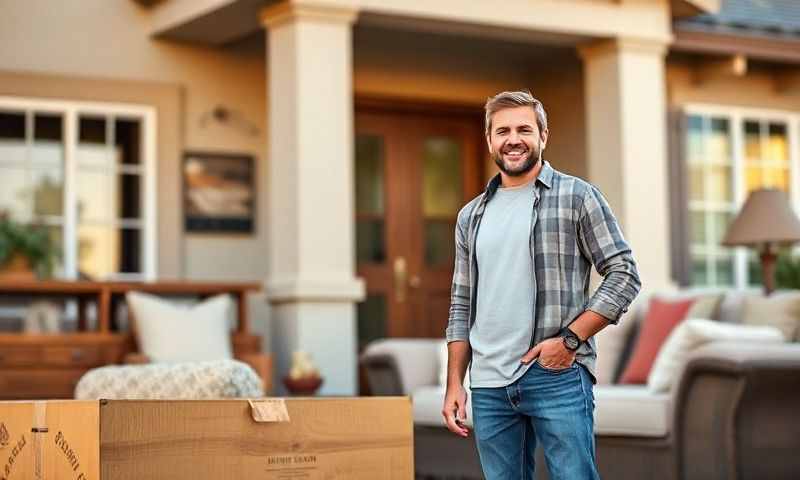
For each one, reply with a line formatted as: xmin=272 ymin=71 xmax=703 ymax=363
xmin=520 ymin=337 xmax=576 ymax=369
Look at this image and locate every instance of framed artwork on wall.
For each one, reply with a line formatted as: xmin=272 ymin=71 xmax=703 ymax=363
xmin=182 ymin=151 xmax=255 ymax=233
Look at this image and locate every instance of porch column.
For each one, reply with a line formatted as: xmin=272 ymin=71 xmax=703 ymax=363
xmin=261 ymin=1 xmax=364 ymax=395
xmin=578 ymin=38 xmax=674 ymax=293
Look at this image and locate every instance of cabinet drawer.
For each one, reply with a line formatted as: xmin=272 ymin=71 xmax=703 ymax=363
xmin=41 ymin=346 xmax=103 ymax=367
xmin=0 ymin=347 xmax=42 ymax=366
xmin=0 ymin=369 xmax=87 ymax=399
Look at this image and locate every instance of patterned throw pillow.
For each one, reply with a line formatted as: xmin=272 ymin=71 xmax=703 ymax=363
xmin=74 ymin=360 xmax=264 ymax=399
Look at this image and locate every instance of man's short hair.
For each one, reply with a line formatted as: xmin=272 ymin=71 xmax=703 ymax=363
xmin=484 ymin=90 xmax=548 ymax=137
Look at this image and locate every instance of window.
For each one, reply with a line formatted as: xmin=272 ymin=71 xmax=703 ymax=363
xmin=685 ymin=105 xmax=799 ymax=288
xmin=0 ymin=97 xmax=157 ymax=281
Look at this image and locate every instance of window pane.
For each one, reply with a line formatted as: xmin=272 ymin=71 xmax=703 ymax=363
xmin=690 ymin=211 xmax=706 ymax=244
xmin=748 ymin=253 xmax=763 ymax=287
xmin=688 ymin=164 xmax=704 ymax=201
xmin=77 ymin=170 xmax=112 ymax=221
xmin=77 ymin=144 xmax=114 ymax=169
xmin=30 ymin=168 xmax=63 ymax=217
xmin=0 ymin=111 xmax=26 ymax=166
xmin=0 ymin=111 xmax=25 ymax=139
xmin=120 ymin=228 xmax=141 ymax=273
xmin=355 ymin=135 xmax=385 ymax=215
xmin=78 ymin=226 xmax=139 ymax=278
xmin=118 ymin=174 xmax=140 ymax=219
xmin=423 ymin=137 xmax=462 ymax=217
xmin=767 ymin=123 xmax=788 ymax=164
xmin=78 ymin=225 xmax=118 ymax=280
xmin=763 ymin=167 xmax=790 ymax=191
xmin=686 ymin=115 xmax=703 ymax=164
xmin=357 ymin=295 xmax=387 ymax=351
xmin=745 ymin=166 xmax=762 ymax=194
xmin=31 ymin=137 xmax=63 ymax=168
xmin=715 ymin=257 xmax=734 ymax=286
xmin=115 ymin=118 xmax=141 ymax=165
xmin=0 ymin=167 xmax=28 ymax=219
xmin=356 ymin=220 xmax=385 ymax=264
xmin=426 ymin=221 xmax=455 ymax=267
xmin=708 ymin=118 xmax=730 ymax=163
xmin=708 ymin=165 xmax=732 ymax=202
xmin=744 ymin=120 xmax=760 ymax=163
xmin=710 ymin=211 xmax=734 ymax=245
xmin=691 ymin=254 xmax=709 ymax=286
xmin=44 ymin=225 xmax=64 ymax=278
xmin=34 ymin=114 xmax=62 ymax=142
xmin=79 ymin=116 xmax=106 ymax=144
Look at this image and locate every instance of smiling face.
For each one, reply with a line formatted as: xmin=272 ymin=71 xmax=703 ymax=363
xmin=486 ymin=105 xmax=548 ymax=177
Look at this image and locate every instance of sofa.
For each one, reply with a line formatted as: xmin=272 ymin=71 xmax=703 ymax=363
xmin=360 ymin=288 xmax=800 ymax=480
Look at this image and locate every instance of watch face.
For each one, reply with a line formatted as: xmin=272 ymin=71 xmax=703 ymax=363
xmin=564 ymin=335 xmax=580 ymax=350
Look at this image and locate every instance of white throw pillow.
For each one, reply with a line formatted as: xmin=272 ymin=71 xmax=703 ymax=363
xmin=439 ymin=340 xmax=471 ymax=389
xmin=126 ymin=291 xmax=234 ymax=363
xmin=647 ymin=318 xmax=785 ymax=393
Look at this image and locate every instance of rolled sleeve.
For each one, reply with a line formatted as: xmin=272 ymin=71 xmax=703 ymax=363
xmin=578 ymin=186 xmax=642 ymax=325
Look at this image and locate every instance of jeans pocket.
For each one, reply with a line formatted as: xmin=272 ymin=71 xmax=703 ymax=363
xmin=533 ymin=359 xmax=576 ymax=374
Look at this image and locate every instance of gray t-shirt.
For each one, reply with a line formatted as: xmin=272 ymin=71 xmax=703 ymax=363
xmin=469 ymin=179 xmax=536 ymax=388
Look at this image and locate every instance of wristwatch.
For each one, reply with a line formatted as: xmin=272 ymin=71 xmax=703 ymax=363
xmin=559 ymin=327 xmax=582 ymax=352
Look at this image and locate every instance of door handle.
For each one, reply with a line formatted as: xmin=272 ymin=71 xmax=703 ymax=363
xmin=393 ymin=257 xmax=407 ymax=303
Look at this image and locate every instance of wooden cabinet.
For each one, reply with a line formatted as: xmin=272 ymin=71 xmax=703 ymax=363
xmin=0 ymin=333 xmax=128 ymax=399
xmin=0 ymin=280 xmax=263 ymax=399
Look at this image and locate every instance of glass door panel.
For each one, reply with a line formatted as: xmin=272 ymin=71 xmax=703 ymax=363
xmin=422 ymin=137 xmax=462 ymax=267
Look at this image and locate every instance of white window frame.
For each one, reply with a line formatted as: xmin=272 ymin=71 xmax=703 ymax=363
xmin=684 ymin=103 xmax=800 ymax=290
xmin=0 ymin=96 xmax=158 ymax=281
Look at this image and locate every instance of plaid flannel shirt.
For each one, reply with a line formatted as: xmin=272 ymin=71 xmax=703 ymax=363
xmin=445 ymin=161 xmax=641 ymax=381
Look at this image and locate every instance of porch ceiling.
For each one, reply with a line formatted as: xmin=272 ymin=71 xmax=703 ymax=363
xmin=145 ymin=0 xmax=713 ymax=48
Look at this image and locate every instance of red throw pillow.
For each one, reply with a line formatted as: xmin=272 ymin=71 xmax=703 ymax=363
xmin=619 ymin=297 xmax=695 ymax=384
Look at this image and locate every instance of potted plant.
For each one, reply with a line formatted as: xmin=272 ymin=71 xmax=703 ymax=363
xmin=0 ymin=213 xmax=60 ymax=280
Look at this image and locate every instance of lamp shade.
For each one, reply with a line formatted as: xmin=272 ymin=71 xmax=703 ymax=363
xmin=721 ymin=189 xmax=800 ymax=247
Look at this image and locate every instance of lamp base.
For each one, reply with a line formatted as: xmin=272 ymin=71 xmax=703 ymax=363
xmin=760 ymin=249 xmax=777 ymax=296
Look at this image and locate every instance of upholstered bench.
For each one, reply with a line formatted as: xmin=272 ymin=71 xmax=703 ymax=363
xmin=74 ymin=359 xmax=264 ymax=400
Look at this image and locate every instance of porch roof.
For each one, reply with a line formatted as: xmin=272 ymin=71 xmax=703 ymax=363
xmin=144 ymin=0 xmax=719 ymax=47
xmin=677 ymin=0 xmax=800 ymax=39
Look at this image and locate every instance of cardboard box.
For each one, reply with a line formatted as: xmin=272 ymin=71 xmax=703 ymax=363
xmin=0 ymin=397 xmax=413 ymax=479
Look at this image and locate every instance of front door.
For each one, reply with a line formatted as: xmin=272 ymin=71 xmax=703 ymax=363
xmin=355 ymin=107 xmax=485 ymax=352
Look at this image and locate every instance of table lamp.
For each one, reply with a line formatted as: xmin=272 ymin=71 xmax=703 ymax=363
xmin=721 ymin=189 xmax=800 ymax=295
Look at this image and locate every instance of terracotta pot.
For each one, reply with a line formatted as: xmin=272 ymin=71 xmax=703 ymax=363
xmin=283 ymin=376 xmax=323 ymax=396
xmin=0 ymin=253 xmax=36 ymax=281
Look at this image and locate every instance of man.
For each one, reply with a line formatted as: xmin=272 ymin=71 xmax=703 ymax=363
xmin=442 ymin=90 xmax=641 ymax=480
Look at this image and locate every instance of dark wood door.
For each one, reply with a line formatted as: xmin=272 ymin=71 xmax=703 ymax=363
xmin=355 ymin=109 xmax=484 ymax=351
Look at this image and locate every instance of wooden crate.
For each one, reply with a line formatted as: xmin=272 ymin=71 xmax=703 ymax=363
xmin=0 ymin=397 xmax=414 ymax=479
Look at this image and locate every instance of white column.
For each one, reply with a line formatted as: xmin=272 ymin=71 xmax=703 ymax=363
xmin=261 ymin=1 xmax=364 ymax=396
xmin=578 ymin=38 xmax=674 ymax=292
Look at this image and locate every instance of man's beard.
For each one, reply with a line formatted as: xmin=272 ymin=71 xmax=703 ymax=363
xmin=492 ymin=141 xmax=542 ymax=177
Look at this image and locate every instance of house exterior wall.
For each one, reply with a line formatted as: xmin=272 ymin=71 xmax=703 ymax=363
xmin=0 ymin=0 xmax=686 ymax=393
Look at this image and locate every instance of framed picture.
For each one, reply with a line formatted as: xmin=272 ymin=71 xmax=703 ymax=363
xmin=183 ymin=151 xmax=255 ymax=233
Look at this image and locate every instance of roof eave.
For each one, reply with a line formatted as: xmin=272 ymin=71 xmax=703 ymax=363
xmin=672 ymin=0 xmax=721 ymax=19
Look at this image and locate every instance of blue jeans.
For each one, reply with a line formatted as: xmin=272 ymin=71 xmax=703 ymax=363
xmin=470 ymin=360 xmax=600 ymax=480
